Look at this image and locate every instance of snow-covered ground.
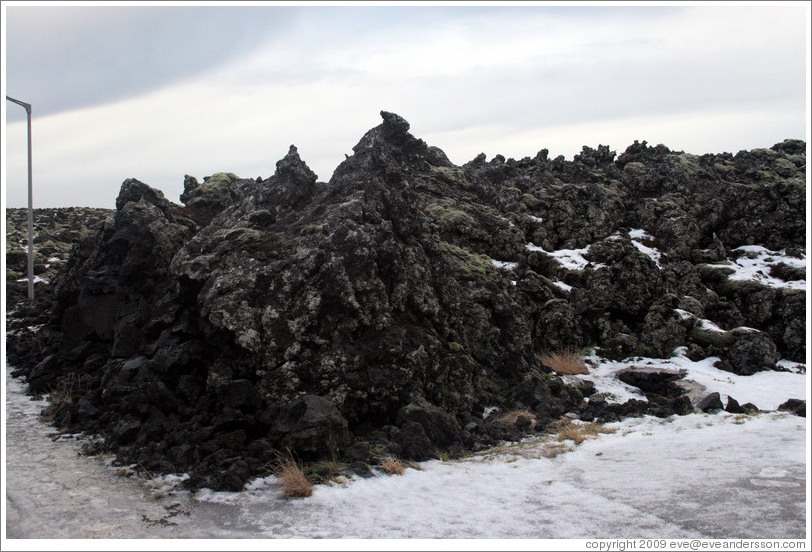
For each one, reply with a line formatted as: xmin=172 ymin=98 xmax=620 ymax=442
xmin=576 ymin=347 xmax=806 ymax=409
xmin=4 ymin=358 xmax=808 ymax=543
xmin=187 ymin=412 xmax=805 ymax=540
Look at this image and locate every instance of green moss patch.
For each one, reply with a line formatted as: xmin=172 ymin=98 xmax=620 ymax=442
xmin=186 ymin=172 xmax=239 ymax=208
xmin=437 ymin=241 xmax=498 ymax=286
xmin=427 ymin=203 xmax=476 ymax=232
xmin=430 ymin=166 xmax=470 ymax=188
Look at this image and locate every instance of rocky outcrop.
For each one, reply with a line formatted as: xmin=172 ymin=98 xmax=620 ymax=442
xmin=6 ymin=112 xmax=805 ymax=491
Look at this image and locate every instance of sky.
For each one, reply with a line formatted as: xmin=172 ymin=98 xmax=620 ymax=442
xmin=2 ymin=1 xmax=810 ymax=209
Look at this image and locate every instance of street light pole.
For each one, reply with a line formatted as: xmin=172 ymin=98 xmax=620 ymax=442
xmin=6 ymin=95 xmax=35 ymax=301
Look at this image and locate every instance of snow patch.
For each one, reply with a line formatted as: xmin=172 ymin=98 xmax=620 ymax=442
xmin=776 ymin=360 xmax=805 ymax=374
xmin=628 ymin=228 xmax=662 ymax=266
xmin=674 ymin=308 xmax=694 ymax=320
xmin=576 ymin=353 xmax=650 ymax=404
xmin=706 ymin=246 xmax=806 ymax=290
xmin=700 ymin=318 xmax=727 ymax=333
xmin=628 ymin=228 xmax=651 ymax=240
xmin=580 ymin=348 xmax=805 ymax=411
xmin=143 ymin=473 xmax=190 ymax=497
xmin=631 ymin=240 xmax=662 ymax=266
xmin=526 ymin=244 xmax=601 ymax=271
xmin=553 ymin=280 xmax=573 ymax=292
xmin=483 ymin=406 xmax=499 ymax=419
xmin=16 ymin=275 xmax=49 ymax=284
xmin=490 ymin=259 xmax=518 ymax=271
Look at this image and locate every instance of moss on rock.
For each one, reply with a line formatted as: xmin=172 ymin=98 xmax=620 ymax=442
xmin=427 ymin=203 xmax=477 ymax=232
xmin=437 ymin=241 xmax=498 ymax=286
xmin=430 ymin=166 xmax=470 ymax=188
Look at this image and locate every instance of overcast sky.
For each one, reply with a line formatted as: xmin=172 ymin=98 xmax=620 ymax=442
xmin=2 ymin=2 xmax=809 ymax=209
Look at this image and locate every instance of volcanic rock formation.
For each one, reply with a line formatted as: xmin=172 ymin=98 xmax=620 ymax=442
xmin=6 ymin=112 xmax=806 ymax=490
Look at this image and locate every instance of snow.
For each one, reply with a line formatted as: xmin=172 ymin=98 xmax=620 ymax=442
xmin=627 ymin=228 xmax=663 ymax=266
xmin=574 ymin=354 xmax=650 ymax=404
xmin=182 ymin=412 xmax=806 ymax=539
xmin=674 ymin=308 xmax=693 ymax=320
xmin=628 ymin=228 xmax=650 ymax=240
xmin=483 ymin=405 xmax=500 ymax=419
xmin=490 ymin=259 xmax=519 ymax=271
xmin=705 ymin=245 xmax=806 ymax=290
xmin=547 ymin=248 xmax=595 ymax=271
xmin=526 ymin=243 xmax=600 ymax=271
xmin=5 ymin=361 xmax=807 ymax=539
xmin=579 ymin=348 xmax=805 ymax=411
xmin=528 ymin=215 xmax=544 ymax=223
xmin=526 ymin=238 xmax=804 ymax=294
xmin=699 ymin=318 xmax=727 ymax=333
xmin=776 ymin=359 xmax=806 ymax=374
xmin=631 ymin=240 xmax=663 ymax=266
xmin=499 ymin=216 xmax=516 ymax=228
xmin=676 ymin=307 xmax=762 ymax=335
xmin=16 ymin=275 xmax=49 ymax=284
xmin=553 ymin=280 xmax=573 ymax=292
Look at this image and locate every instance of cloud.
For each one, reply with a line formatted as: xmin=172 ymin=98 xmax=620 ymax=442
xmin=4 ymin=5 xmax=298 ymax=120
xmin=3 ymin=4 xmax=807 ymax=208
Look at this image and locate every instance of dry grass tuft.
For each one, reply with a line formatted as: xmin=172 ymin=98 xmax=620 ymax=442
xmin=555 ymin=422 xmax=616 ymax=445
xmin=378 ymin=455 xmax=406 ymax=476
xmin=273 ymin=454 xmax=313 ymax=498
xmin=494 ymin=409 xmax=537 ymax=428
xmin=39 ymin=373 xmax=81 ymax=423
xmin=538 ymin=349 xmax=589 ymax=375
xmin=540 ymin=442 xmax=573 ymax=458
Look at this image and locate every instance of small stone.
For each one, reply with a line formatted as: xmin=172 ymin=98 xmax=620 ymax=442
xmin=697 ymin=392 xmax=724 ymax=413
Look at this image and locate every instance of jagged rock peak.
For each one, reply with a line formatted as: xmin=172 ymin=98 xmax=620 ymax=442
xmin=380 ymin=110 xmax=410 ymax=137
xmin=115 ymin=178 xmax=171 ymax=212
xmin=274 ymin=144 xmax=317 ymax=183
xmin=350 ymin=110 xmax=422 ymax=156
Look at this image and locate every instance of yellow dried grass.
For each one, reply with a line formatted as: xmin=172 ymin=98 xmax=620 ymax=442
xmin=378 ymin=455 xmax=406 ymax=476
xmin=538 ymin=350 xmax=589 ymax=375
xmin=555 ymin=422 xmax=616 ymax=444
xmin=274 ymin=455 xmax=313 ymax=498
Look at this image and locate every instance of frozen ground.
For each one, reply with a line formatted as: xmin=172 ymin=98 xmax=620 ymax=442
xmin=3 ymin=360 xmax=808 ymax=544
xmin=576 ymin=347 xmax=806 ymax=408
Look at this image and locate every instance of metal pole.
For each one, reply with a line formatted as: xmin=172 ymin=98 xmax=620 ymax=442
xmin=6 ymin=96 xmax=34 ymax=301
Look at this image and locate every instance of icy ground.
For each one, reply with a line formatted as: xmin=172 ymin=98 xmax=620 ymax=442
xmin=3 ymin=359 xmax=807 ymax=543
